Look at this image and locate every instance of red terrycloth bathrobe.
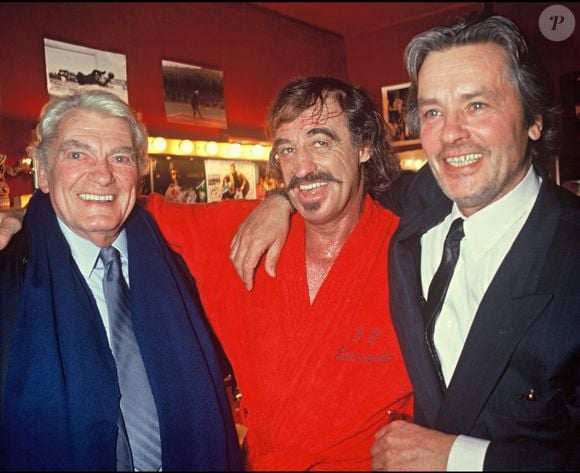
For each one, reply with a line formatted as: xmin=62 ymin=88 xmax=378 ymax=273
xmin=146 ymin=194 xmax=413 ymax=471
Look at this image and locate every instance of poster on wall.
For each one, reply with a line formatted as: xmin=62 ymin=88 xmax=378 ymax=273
xmin=149 ymin=156 xmax=207 ymax=203
xmin=380 ymin=82 xmax=420 ymax=147
xmin=44 ymin=38 xmax=128 ymax=101
xmin=204 ymin=159 xmax=256 ymax=203
xmin=162 ymin=60 xmax=227 ymax=129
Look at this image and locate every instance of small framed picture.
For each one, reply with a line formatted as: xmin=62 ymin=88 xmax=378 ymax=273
xmin=148 ymin=156 xmax=207 ymax=203
xmin=204 ymin=159 xmax=257 ymax=203
xmin=381 ymin=82 xmax=420 ymax=147
xmin=44 ymin=38 xmax=128 ymax=102
xmin=162 ymin=59 xmax=227 ymax=129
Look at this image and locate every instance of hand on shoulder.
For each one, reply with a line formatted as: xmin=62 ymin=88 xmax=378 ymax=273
xmin=0 ymin=207 xmax=25 ymax=250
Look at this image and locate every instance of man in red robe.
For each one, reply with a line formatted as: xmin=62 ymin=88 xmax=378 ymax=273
xmin=146 ymin=77 xmax=412 ymax=470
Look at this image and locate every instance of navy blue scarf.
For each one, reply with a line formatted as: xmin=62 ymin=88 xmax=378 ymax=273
xmin=2 ymin=192 xmax=241 ymax=471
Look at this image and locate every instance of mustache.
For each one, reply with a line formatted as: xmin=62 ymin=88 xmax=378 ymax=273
xmin=287 ymin=171 xmax=342 ymax=190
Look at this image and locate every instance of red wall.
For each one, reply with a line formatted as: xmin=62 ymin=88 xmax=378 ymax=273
xmin=1 ymin=2 xmax=579 ymax=199
xmin=346 ymin=2 xmax=580 ymax=183
xmin=346 ymin=3 xmax=481 ymax=107
xmin=0 ymin=2 xmax=346 ymax=198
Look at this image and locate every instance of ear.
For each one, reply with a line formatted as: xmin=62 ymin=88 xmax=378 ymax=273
xmin=359 ymin=145 xmax=371 ymax=164
xmin=528 ymin=115 xmax=543 ymax=141
xmin=37 ymin=161 xmax=50 ymax=194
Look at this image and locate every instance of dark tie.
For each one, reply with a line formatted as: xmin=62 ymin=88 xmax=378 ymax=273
xmin=423 ymin=218 xmax=465 ymax=382
xmin=100 ymin=246 xmax=162 ymax=472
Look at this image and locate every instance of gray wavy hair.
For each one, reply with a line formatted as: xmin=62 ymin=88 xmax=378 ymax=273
xmin=28 ymin=89 xmax=149 ymax=174
xmin=404 ymin=14 xmax=560 ymax=164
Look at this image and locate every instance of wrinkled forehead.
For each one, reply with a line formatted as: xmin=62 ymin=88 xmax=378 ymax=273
xmin=58 ymin=109 xmax=133 ymax=139
xmin=273 ymin=98 xmax=345 ymax=135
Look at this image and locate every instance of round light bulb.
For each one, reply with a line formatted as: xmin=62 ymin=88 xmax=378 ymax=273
xmin=251 ymin=144 xmax=264 ymax=158
xmin=151 ymin=137 xmax=167 ymax=153
xmin=228 ymin=143 xmax=242 ymax=158
xmin=205 ymin=141 xmax=219 ymax=156
xmin=179 ymin=139 xmax=194 ymax=154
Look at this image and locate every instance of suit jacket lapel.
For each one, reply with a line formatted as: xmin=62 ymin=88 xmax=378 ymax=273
xmin=436 ymin=178 xmax=560 ymax=433
xmin=390 ymin=167 xmax=452 ymax=426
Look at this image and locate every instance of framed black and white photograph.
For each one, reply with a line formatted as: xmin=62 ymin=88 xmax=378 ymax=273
xmin=162 ymin=60 xmax=227 ymax=129
xmin=44 ymin=38 xmax=128 ymax=101
xmin=381 ymin=82 xmax=420 ymax=147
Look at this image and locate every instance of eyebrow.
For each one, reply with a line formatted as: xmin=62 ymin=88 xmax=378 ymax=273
xmin=306 ymin=127 xmax=339 ymax=142
xmin=58 ymin=139 xmax=136 ymax=156
xmin=58 ymin=139 xmax=91 ymax=152
xmin=110 ymin=146 xmax=137 ymax=156
xmin=418 ymin=90 xmax=491 ymax=107
xmin=272 ymin=127 xmax=340 ymax=149
xmin=272 ymin=137 xmax=290 ymax=150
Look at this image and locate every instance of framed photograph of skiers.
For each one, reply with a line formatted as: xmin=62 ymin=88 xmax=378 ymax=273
xmin=381 ymin=82 xmax=420 ymax=147
xmin=161 ymin=59 xmax=227 ymax=129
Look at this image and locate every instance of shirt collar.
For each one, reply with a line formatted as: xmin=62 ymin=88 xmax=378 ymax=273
xmin=450 ymin=165 xmax=541 ymax=258
xmin=56 ymin=218 xmax=128 ymax=279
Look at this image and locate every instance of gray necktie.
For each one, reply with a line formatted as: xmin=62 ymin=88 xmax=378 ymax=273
xmin=100 ymin=246 xmax=162 ymax=471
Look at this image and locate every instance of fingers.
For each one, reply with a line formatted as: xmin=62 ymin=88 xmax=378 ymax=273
xmin=230 ymin=225 xmax=268 ymax=291
xmin=264 ymin=239 xmax=284 ymax=278
xmin=370 ymin=435 xmax=388 ymax=471
xmin=229 ymin=229 xmax=255 ymax=291
xmin=229 ymin=231 xmax=240 ymax=258
xmin=229 ymin=232 xmax=244 ymax=282
xmin=374 ymin=424 xmax=389 ymax=440
xmin=0 ymin=210 xmax=24 ymax=250
xmin=240 ymin=252 xmax=257 ymax=291
xmin=370 ymin=455 xmax=386 ymax=471
xmin=0 ymin=229 xmax=13 ymax=251
xmin=370 ymin=420 xmax=407 ymax=470
xmin=229 ymin=194 xmax=293 ymax=290
xmin=371 ymin=422 xmax=455 ymax=472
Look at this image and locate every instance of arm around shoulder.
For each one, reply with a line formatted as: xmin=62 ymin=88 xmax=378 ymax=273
xmin=376 ymin=170 xmax=420 ymax=215
xmin=229 ymin=191 xmax=293 ymax=291
xmin=0 ymin=207 xmax=26 ymax=251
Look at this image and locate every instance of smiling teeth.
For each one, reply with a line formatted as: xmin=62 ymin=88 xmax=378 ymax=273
xmin=79 ymin=193 xmax=114 ymax=202
xmin=446 ymin=153 xmax=482 ymax=167
xmin=299 ymin=182 xmax=328 ymax=191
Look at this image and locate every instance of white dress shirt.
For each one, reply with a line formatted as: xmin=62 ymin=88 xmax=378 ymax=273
xmin=420 ymin=165 xmax=541 ymax=470
xmin=57 ymin=219 xmax=129 ymax=342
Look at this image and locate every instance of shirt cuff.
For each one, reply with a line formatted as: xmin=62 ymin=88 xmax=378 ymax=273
xmin=447 ymin=434 xmax=490 ymax=471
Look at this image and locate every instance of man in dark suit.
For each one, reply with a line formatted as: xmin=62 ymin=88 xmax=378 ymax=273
xmin=367 ymin=14 xmax=579 ymax=470
xmin=226 ymin=14 xmax=579 ymax=471
xmin=0 ymin=90 xmax=241 ymax=471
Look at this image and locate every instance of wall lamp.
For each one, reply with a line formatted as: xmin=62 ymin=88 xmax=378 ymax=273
xmin=148 ymin=137 xmax=271 ymax=161
xmin=147 ymin=137 xmax=425 ymax=170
